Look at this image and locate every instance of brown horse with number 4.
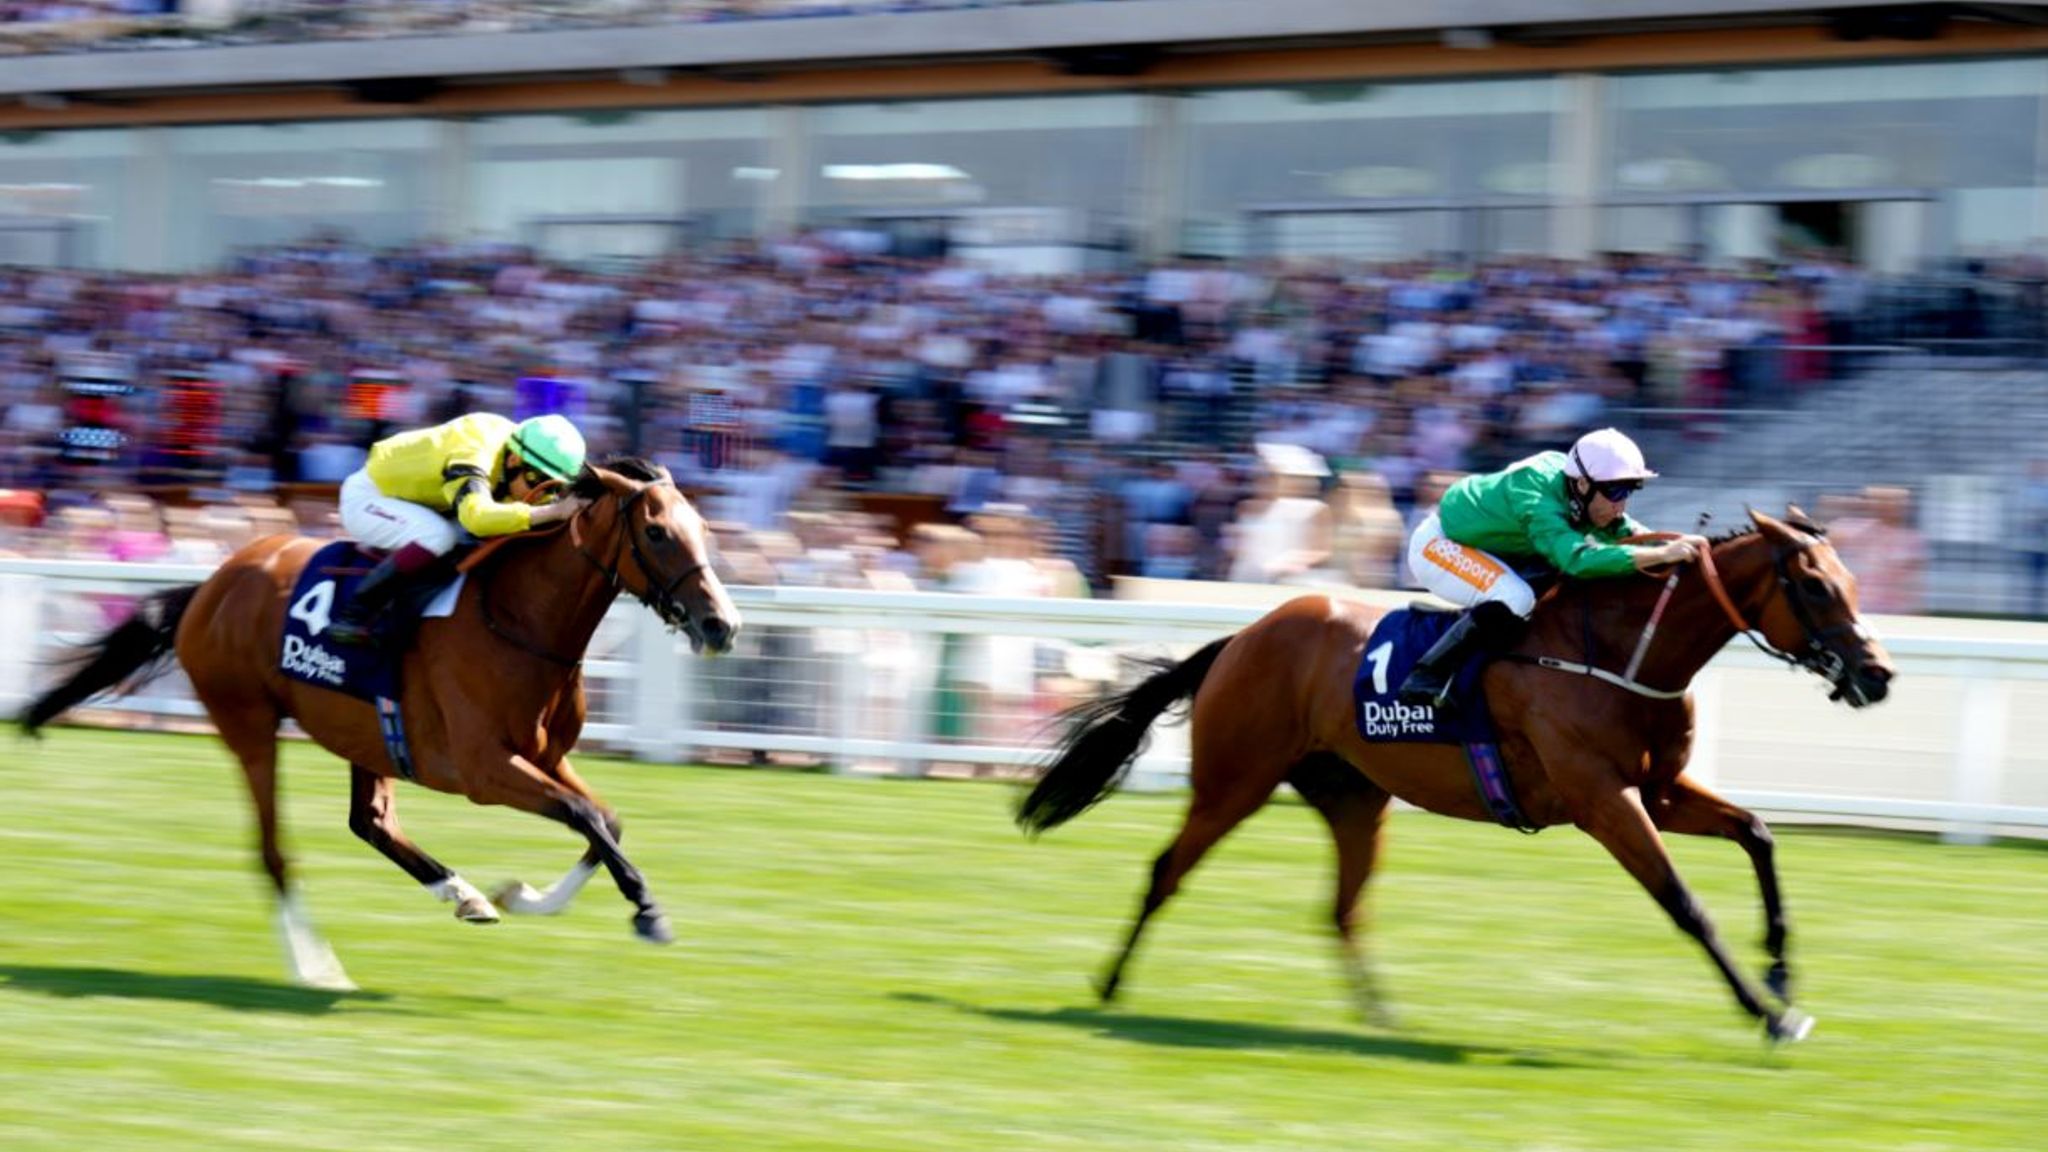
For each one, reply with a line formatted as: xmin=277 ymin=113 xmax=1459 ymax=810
xmin=1019 ymin=508 xmax=1893 ymax=1043
xmin=21 ymin=457 xmax=739 ymax=990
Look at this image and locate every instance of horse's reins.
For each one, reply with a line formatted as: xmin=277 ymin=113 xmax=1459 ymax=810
xmin=476 ymin=480 xmax=710 ymax=668
xmin=1527 ymin=525 xmax=1856 ymax=700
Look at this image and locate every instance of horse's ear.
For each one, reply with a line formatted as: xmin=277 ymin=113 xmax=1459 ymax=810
xmin=1784 ymin=504 xmax=1827 ymax=536
xmin=1748 ymin=505 xmax=1786 ymax=536
xmin=591 ymin=467 xmax=637 ymax=496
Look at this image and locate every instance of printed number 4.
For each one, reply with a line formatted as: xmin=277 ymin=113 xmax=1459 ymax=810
xmin=1367 ymin=641 xmax=1394 ymax=696
xmin=290 ymin=580 xmax=337 ymax=636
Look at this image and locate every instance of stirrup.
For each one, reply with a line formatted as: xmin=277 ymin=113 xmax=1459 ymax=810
xmin=1397 ymin=674 xmax=1446 ymax=709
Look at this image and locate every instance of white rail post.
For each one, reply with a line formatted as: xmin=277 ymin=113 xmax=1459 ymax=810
xmin=1947 ymin=662 xmax=2010 ymax=846
xmin=632 ymin=612 xmax=684 ymax=763
xmin=0 ymin=572 xmax=41 ymax=712
xmin=830 ymin=630 xmax=861 ymax=775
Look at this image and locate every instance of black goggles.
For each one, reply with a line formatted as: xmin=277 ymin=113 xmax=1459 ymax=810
xmin=1593 ymin=480 xmax=1643 ymax=503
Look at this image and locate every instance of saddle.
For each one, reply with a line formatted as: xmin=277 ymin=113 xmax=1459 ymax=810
xmin=1351 ymin=607 xmax=1536 ymax=833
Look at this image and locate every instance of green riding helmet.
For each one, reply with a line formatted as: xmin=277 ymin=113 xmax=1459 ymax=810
xmin=510 ymin=414 xmax=587 ymax=484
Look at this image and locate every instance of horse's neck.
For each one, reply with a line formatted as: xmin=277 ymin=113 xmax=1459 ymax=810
xmin=484 ymin=527 xmax=622 ymax=666
xmin=1532 ymin=538 xmax=1770 ymax=690
xmin=1642 ymin=536 xmax=1776 ymax=687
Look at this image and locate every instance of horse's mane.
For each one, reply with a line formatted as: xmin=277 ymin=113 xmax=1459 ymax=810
xmin=570 ymin=454 xmax=670 ymax=499
xmin=1708 ymin=511 xmax=1828 ymax=548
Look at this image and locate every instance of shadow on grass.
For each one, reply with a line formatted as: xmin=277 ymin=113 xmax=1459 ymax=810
xmin=892 ymin=993 xmax=1594 ymax=1069
xmin=0 ymin=964 xmax=389 ymax=1015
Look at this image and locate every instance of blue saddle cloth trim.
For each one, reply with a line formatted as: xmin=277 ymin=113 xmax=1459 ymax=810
xmin=1352 ymin=609 xmax=1535 ymax=832
xmin=281 ymin=541 xmax=416 ymax=780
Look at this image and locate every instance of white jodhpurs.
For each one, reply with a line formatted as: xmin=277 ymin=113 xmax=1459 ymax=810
xmin=338 ymin=469 xmax=460 ymax=556
xmin=1406 ymin=513 xmax=1538 ymax=617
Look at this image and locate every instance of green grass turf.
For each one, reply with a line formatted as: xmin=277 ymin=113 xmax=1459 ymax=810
xmin=1 ymin=727 xmax=2045 ymax=1150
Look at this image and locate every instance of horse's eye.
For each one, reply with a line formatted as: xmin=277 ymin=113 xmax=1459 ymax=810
xmin=1801 ymin=577 xmax=1830 ymax=601
xmin=645 ymin=524 xmax=670 ymax=544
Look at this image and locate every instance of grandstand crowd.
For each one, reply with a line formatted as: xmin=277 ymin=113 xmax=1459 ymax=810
xmin=0 ymin=231 xmax=2027 ymax=618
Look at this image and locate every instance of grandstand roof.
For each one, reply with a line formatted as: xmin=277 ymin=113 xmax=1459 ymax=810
xmin=3 ymin=0 xmax=2045 ymax=100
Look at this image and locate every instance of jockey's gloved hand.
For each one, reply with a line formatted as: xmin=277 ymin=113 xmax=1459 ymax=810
xmin=1633 ymin=536 xmax=1703 ymax=571
xmin=532 ymin=495 xmax=592 ymax=526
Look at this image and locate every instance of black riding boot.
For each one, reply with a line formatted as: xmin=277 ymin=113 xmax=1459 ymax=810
xmin=326 ymin=551 xmax=424 ymax=648
xmin=1397 ymin=601 xmax=1527 ymax=714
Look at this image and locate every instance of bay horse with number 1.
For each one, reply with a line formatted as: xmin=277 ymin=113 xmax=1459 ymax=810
xmin=20 ymin=457 xmax=738 ymax=991
xmin=1019 ymin=508 xmax=1893 ymax=1042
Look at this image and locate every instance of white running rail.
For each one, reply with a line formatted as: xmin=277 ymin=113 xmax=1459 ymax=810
xmin=3 ymin=558 xmax=2045 ymax=844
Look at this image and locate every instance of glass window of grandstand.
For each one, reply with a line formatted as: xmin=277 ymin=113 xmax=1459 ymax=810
xmin=164 ymin=120 xmax=443 ymax=271
xmin=1181 ymin=78 xmax=1561 ymax=261
xmin=1607 ymin=59 xmax=2043 ymax=271
xmin=804 ymin=95 xmax=1143 ymax=274
xmin=0 ymin=129 xmax=135 ymax=268
xmin=471 ymin=108 xmax=772 ymax=265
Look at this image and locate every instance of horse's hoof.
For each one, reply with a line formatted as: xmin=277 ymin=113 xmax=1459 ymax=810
xmin=633 ymin=912 xmax=674 ymax=945
xmin=1096 ymin=974 xmax=1121 ymax=1003
xmin=454 ymin=894 xmax=500 ymax=924
xmin=300 ymin=971 xmax=358 ymax=994
xmin=1765 ymin=961 xmax=1793 ymax=1003
xmin=1767 ymin=1008 xmax=1816 ymax=1045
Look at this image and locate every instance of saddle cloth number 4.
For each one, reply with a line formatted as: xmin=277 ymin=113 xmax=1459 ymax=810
xmin=291 ymin=580 xmax=337 ymax=637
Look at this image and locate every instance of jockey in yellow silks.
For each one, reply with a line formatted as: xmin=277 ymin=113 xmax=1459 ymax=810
xmin=327 ymin=412 xmax=590 ymax=646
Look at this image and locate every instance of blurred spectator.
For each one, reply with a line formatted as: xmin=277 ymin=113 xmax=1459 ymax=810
xmin=1326 ymin=469 xmax=1406 ymax=589
xmin=1227 ymin=443 xmax=1332 ymax=585
xmin=1831 ymin=486 xmax=1928 ymax=615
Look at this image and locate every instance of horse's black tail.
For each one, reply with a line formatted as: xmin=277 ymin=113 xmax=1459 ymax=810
xmin=1016 ymin=635 xmax=1233 ymax=835
xmin=19 ymin=584 xmax=199 ymax=737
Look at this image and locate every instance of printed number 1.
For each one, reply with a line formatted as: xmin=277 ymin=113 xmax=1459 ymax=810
xmin=1367 ymin=641 xmax=1394 ymax=696
xmin=290 ymin=580 xmax=337 ymax=636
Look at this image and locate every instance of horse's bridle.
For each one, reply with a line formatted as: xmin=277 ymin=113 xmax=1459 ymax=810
xmin=478 ymin=479 xmax=712 ymax=667
xmin=1529 ymin=529 xmax=1878 ymax=702
xmin=574 ymin=479 xmax=713 ymax=644
xmin=1698 ymin=531 xmax=1879 ymax=704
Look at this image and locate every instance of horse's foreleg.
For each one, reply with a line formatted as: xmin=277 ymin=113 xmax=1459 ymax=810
xmin=1648 ymin=775 xmax=1792 ymax=1002
xmin=493 ymin=849 xmax=601 ymax=916
xmin=491 ymin=757 xmax=609 ymax=916
xmin=467 ymin=752 xmax=667 ymax=944
xmin=347 ymin=765 xmax=498 ymax=924
xmin=1288 ymin=753 xmax=1396 ymax=1027
xmin=1577 ymin=783 xmax=1811 ymax=1044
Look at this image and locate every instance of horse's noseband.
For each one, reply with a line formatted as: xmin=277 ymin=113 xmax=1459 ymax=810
xmin=578 ymin=481 xmax=711 ymax=641
xmin=1761 ymin=538 xmax=1876 ymax=702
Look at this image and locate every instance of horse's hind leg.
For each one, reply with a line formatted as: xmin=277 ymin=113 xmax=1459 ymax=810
xmin=1099 ymin=736 xmax=1290 ymax=1002
xmin=203 ymin=694 xmax=354 ymax=991
xmin=1288 ymin=753 xmax=1395 ymax=1027
xmin=347 ymin=766 xmax=499 ymax=924
xmin=1648 ymin=775 xmax=1793 ymax=1002
xmin=1573 ymin=778 xmax=1810 ymax=1043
